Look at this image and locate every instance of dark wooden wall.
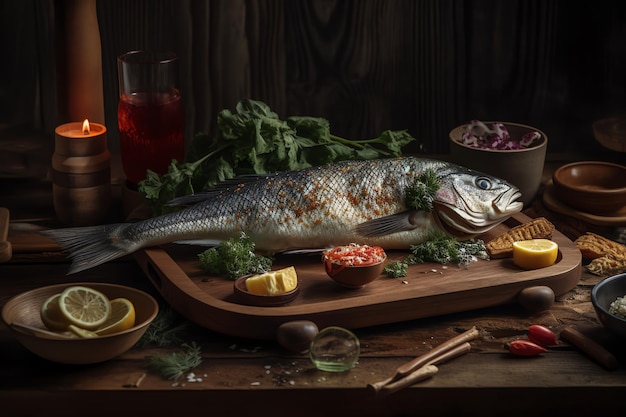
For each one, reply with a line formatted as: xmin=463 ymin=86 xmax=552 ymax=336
xmin=2 ymin=0 xmax=626 ymax=162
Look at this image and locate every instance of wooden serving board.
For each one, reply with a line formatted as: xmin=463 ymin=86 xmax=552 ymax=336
xmin=134 ymin=213 xmax=582 ymax=340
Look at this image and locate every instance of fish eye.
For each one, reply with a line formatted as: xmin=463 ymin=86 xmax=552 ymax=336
xmin=475 ymin=177 xmax=492 ymax=190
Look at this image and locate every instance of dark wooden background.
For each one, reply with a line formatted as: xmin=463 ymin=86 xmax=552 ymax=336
xmin=2 ymin=0 xmax=625 ymax=170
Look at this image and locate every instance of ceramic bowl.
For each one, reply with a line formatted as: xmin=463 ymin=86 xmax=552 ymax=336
xmin=591 ymin=273 xmax=626 ymax=339
xmin=593 ymin=117 xmax=626 ymax=152
xmin=323 ymin=254 xmax=387 ymax=288
xmin=1 ymin=282 xmax=159 ymax=364
xmin=449 ymin=121 xmax=548 ymax=206
xmin=552 ymin=161 xmax=626 ymax=215
xmin=233 ymin=276 xmax=299 ymax=306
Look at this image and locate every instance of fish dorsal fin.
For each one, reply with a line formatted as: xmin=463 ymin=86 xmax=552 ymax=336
xmin=167 ymin=173 xmax=276 ymax=207
xmin=354 ymin=210 xmax=429 ymax=237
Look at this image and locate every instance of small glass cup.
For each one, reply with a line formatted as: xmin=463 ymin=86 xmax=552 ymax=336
xmin=309 ymin=326 xmax=360 ymax=372
xmin=117 ymin=50 xmax=185 ymax=186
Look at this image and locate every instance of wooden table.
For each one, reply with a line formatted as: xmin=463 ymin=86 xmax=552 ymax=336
xmin=1 ymin=170 xmax=625 ymax=417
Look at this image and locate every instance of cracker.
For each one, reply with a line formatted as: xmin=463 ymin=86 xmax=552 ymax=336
xmin=586 ymin=252 xmax=626 ymax=277
xmin=574 ymin=232 xmax=626 ymax=260
xmin=486 ymin=217 xmax=555 ymax=259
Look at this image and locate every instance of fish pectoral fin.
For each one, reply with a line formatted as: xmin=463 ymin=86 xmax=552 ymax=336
xmin=354 ymin=210 xmax=424 ymax=237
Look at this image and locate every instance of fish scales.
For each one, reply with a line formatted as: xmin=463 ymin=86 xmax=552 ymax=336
xmin=42 ymin=157 xmax=523 ymax=274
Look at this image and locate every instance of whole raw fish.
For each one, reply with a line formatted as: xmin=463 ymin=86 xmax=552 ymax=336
xmin=43 ymin=157 xmax=522 ymax=274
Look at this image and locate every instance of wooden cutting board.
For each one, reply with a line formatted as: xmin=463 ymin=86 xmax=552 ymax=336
xmin=134 ymin=213 xmax=582 ymax=340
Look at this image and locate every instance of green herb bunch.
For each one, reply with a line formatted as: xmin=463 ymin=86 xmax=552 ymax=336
xmin=148 ymin=342 xmax=203 ymax=381
xmin=405 ymin=169 xmax=440 ymax=212
xmin=139 ymin=99 xmax=416 ymax=215
xmin=383 ymin=232 xmax=488 ymax=278
xmin=198 ymin=232 xmax=273 ymax=280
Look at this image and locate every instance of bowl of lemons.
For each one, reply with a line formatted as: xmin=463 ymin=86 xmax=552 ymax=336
xmin=1 ymin=282 xmax=159 ymax=364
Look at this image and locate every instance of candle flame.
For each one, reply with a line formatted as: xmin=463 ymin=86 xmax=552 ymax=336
xmin=82 ymin=119 xmax=90 ymax=135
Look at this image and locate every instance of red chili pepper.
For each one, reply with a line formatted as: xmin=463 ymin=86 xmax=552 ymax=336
xmin=527 ymin=324 xmax=558 ymax=347
xmin=506 ymin=339 xmax=548 ymax=357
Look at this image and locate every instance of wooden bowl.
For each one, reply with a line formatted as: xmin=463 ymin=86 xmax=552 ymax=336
xmin=593 ymin=117 xmax=626 ymax=152
xmin=552 ymin=161 xmax=626 ymax=215
xmin=591 ymin=273 xmax=626 ymax=339
xmin=233 ymin=276 xmax=299 ymax=306
xmin=449 ymin=121 xmax=548 ymax=206
xmin=323 ymin=255 xmax=387 ymax=289
xmin=1 ymin=282 xmax=159 ymax=364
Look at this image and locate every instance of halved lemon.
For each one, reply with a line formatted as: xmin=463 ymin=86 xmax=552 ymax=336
xmin=245 ymin=266 xmax=298 ymax=295
xmin=513 ymin=239 xmax=559 ymax=270
xmin=40 ymin=293 xmax=70 ymax=331
xmin=95 ymin=298 xmax=136 ymax=335
xmin=58 ymin=286 xmax=111 ymax=330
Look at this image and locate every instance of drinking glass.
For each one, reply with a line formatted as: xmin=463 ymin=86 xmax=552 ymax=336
xmin=117 ymin=51 xmax=185 ymax=186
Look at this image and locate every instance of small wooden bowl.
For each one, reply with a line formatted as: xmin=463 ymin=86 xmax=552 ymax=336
xmin=593 ymin=117 xmax=626 ymax=152
xmin=233 ymin=276 xmax=299 ymax=306
xmin=591 ymin=273 xmax=626 ymax=339
xmin=552 ymin=161 xmax=626 ymax=215
xmin=1 ymin=282 xmax=159 ymax=364
xmin=323 ymin=255 xmax=387 ymax=289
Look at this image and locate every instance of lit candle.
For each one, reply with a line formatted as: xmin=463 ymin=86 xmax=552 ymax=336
xmin=52 ymin=119 xmax=111 ymax=226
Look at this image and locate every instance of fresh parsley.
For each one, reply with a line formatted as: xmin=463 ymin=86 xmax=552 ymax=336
xmin=139 ymin=99 xmax=416 ymax=215
xmin=197 ymin=232 xmax=273 ymax=280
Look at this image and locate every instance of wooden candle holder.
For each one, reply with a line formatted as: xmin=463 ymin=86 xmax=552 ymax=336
xmin=52 ymin=122 xmax=111 ymax=226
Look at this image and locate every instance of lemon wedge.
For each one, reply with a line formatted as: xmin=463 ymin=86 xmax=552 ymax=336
xmin=245 ymin=266 xmax=298 ymax=295
xmin=95 ymin=298 xmax=136 ymax=335
xmin=58 ymin=286 xmax=111 ymax=330
xmin=40 ymin=293 xmax=70 ymax=331
xmin=513 ymin=239 xmax=559 ymax=270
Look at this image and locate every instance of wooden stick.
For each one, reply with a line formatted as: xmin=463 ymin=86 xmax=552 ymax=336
xmin=376 ymin=342 xmax=472 ymax=396
xmin=0 ymin=207 xmax=12 ymax=263
xmin=559 ymin=326 xmax=619 ymax=371
xmin=378 ymin=365 xmax=438 ymax=395
xmin=367 ymin=326 xmax=479 ymax=394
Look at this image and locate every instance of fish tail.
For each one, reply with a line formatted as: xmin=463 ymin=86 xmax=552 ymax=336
xmin=41 ymin=224 xmax=134 ymax=274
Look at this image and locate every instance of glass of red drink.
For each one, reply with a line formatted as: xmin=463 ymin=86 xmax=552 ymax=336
xmin=117 ymin=51 xmax=185 ymax=186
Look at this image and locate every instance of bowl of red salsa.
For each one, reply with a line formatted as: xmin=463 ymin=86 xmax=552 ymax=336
xmin=322 ymin=244 xmax=387 ymax=288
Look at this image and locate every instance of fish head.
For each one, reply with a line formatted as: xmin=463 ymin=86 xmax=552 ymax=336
xmin=432 ymin=165 xmax=523 ymax=239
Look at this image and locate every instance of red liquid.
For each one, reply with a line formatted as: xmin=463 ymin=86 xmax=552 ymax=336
xmin=117 ymin=91 xmax=185 ymax=185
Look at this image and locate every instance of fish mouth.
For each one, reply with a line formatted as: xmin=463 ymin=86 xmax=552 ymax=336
xmin=433 ymin=188 xmax=523 ymax=240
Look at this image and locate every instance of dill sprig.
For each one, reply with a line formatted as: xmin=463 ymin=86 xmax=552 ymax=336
xmin=148 ymin=342 xmax=203 ymax=381
xmin=405 ymin=169 xmax=440 ymax=212
xmin=137 ymin=305 xmax=190 ymax=347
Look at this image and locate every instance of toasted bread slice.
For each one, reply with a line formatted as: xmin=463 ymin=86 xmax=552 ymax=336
xmin=486 ymin=217 xmax=555 ymax=259
xmin=574 ymin=232 xmax=626 ymax=260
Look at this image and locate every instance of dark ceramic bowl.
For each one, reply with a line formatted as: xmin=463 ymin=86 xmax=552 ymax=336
xmin=552 ymin=161 xmax=626 ymax=215
xmin=1 ymin=282 xmax=159 ymax=364
xmin=233 ymin=276 xmax=299 ymax=306
xmin=591 ymin=273 xmax=626 ymax=339
xmin=323 ymin=255 xmax=387 ymax=289
xmin=449 ymin=121 xmax=548 ymax=206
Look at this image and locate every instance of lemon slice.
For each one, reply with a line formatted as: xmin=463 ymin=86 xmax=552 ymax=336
xmin=68 ymin=324 xmax=99 ymax=338
xmin=245 ymin=266 xmax=298 ymax=295
xmin=95 ymin=298 xmax=136 ymax=335
xmin=40 ymin=293 xmax=70 ymax=331
xmin=513 ymin=239 xmax=559 ymax=270
xmin=58 ymin=286 xmax=111 ymax=330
